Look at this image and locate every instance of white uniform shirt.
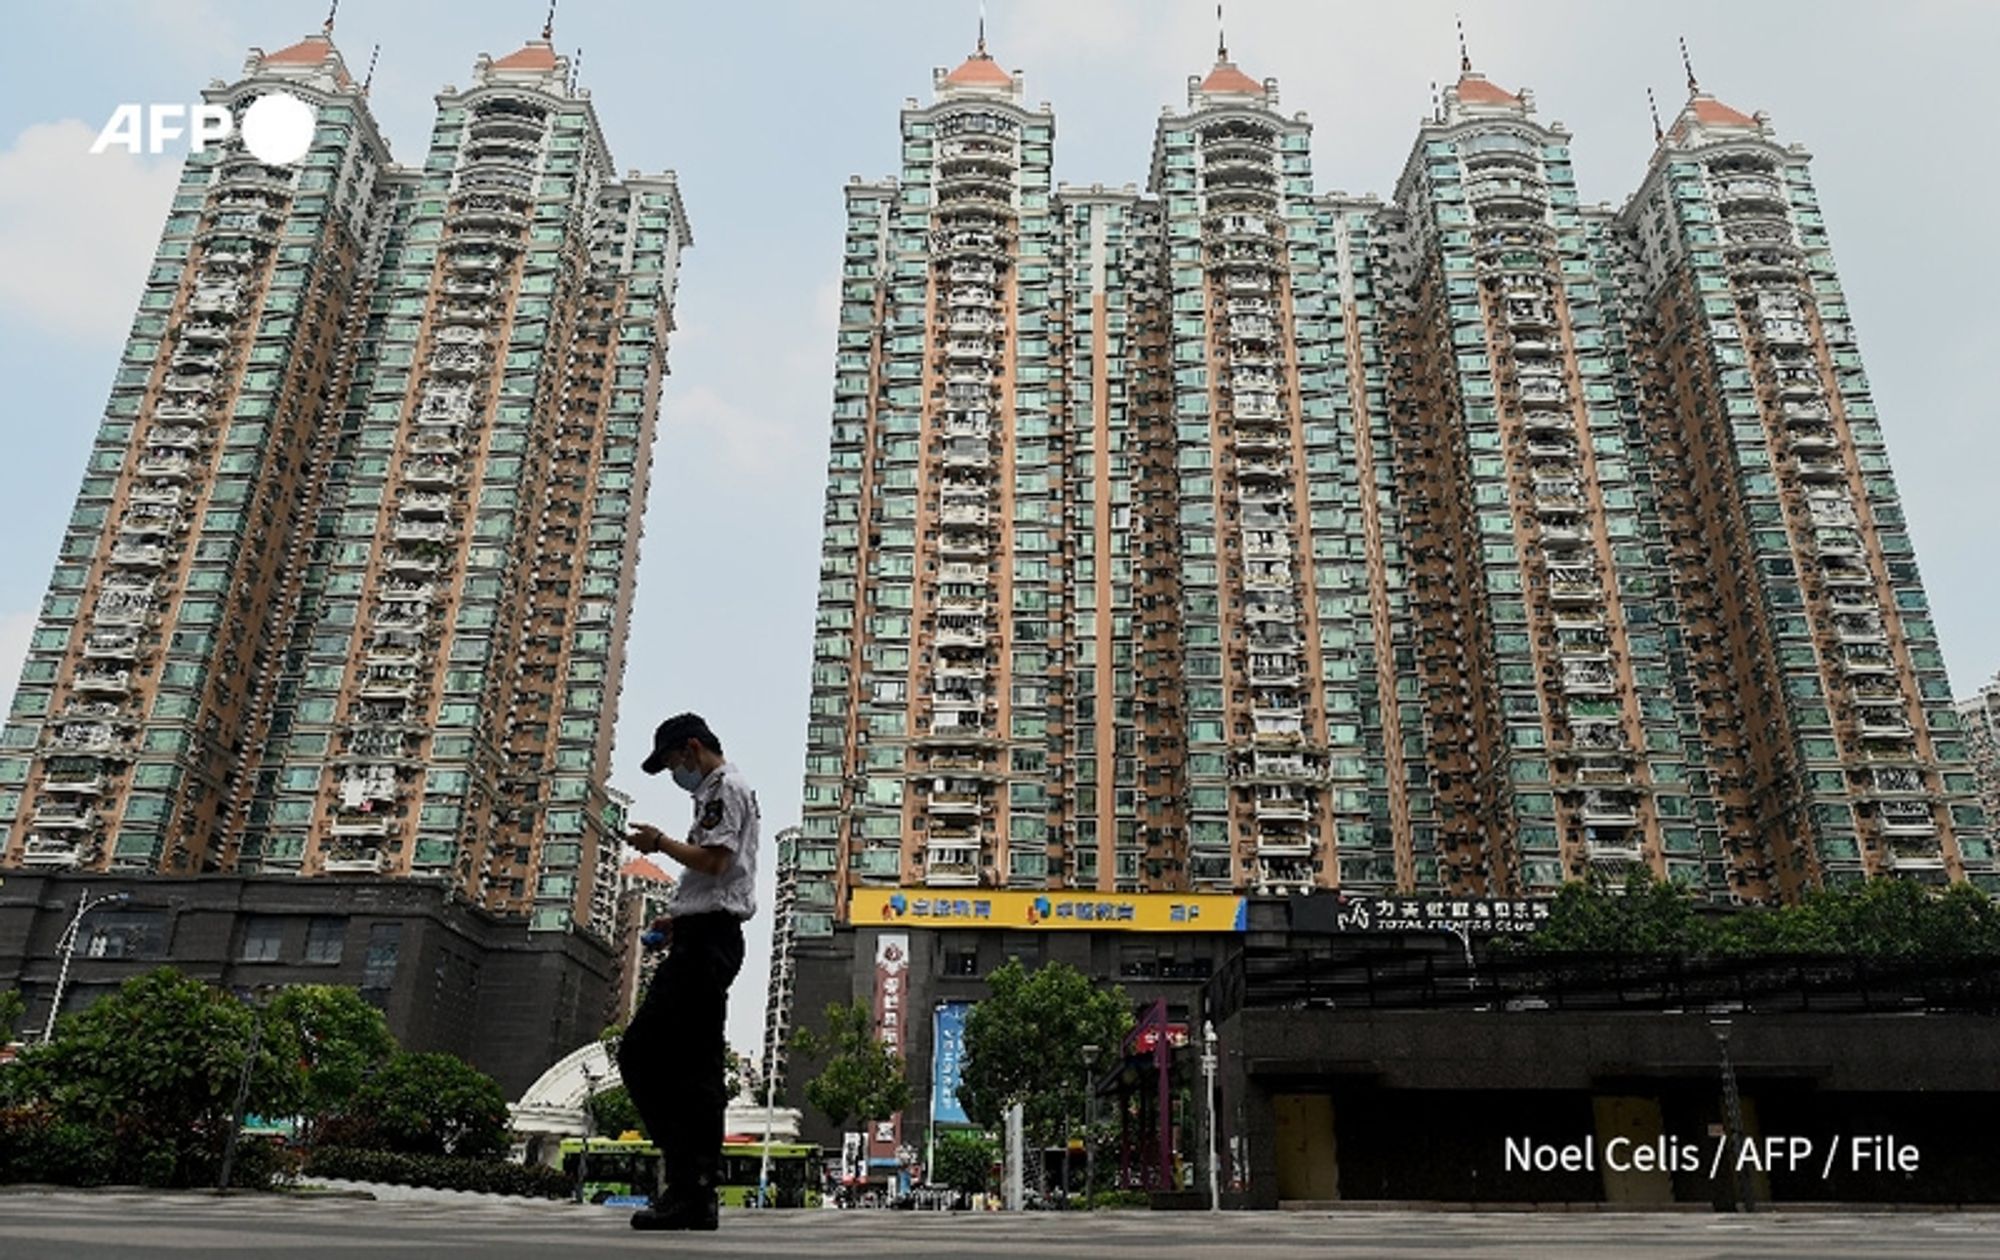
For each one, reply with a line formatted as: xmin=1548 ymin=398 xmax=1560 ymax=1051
xmin=670 ymin=760 xmax=759 ymax=920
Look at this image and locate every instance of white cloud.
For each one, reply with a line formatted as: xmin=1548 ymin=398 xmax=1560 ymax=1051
xmin=0 ymin=611 xmax=35 ymax=721
xmin=0 ymin=121 xmax=180 ymax=341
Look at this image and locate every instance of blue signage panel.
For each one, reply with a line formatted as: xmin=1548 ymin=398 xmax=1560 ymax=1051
xmin=932 ymin=1001 xmax=972 ymax=1126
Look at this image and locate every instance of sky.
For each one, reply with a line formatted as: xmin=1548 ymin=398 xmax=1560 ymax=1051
xmin=1 ymin=0 xmax=1996 ymax=1061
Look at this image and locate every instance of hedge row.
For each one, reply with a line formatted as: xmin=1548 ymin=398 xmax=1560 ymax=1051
xmin=303 ymin=1146 xmax=572 ymax=1199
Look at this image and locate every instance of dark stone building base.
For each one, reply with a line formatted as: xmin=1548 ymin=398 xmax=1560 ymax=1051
xmin=0 ymin=871 xmax=617 ymax=1096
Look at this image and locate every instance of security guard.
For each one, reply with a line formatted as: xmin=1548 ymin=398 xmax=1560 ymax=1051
xmin=619 ymin=712 xmax=760 ymax=1232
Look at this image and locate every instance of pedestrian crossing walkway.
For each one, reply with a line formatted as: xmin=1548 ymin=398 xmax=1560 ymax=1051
xmin=3 ymin=1189 xmax=1999 ymax=1259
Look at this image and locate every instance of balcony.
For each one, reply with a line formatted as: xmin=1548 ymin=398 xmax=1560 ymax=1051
xmin=1796 ymin=456 xmax=1845 ymax=481
xmin=938 ymin=504 xmax=989 ymax=528
xmin=325 ymin=848 xmax=391 ymax=874
xmin=129 ymin=483 xmax=187 ymax=509
xmin=428 ymin=347 xmax=486 ymax=377
xmin=72 ymin=669 xmax=131 ymax=697
xmin=161 ymin=373 xmax=218 ymax=396
xmin=30 ymin=803 xmax=97 ymax=831
xmin=1253 ymin=791 xmax=1311 ymax=822
xmin=923 ymin=843 xmax=982 ymax=887
xmin=398 ymin=492 xmax=453 ymax=518
xmin=119 ymin=506 xmax=181 ymax=537
xmin=926 ymin=790 xmax=984 ymax=817
xmin=41 ymin=769 xmax=106 ymax=797
xmin=1854 ymin=707 xmax=1913 ymax=740
xmin=935 ymin=617 xmax=987 ymax=649
xmin=1842 ymin=646 xmax=1894 ymax=675
xmin=1870 ymin=767 xmax=1924 ymax=795
xmin=83 ymin=633 xmax=139 ymax=661
xmin=1876 ymin=802 xmax=1937 ymax=836
xmin=403 ymin=458 xmax=461 ymax=488
xmin=1561 ymin=664 xmax=1616 ymax=695
xmin=108 ymin=542 xmax=167 ymax=569
xmin=359 ymin=669 xmax=419 ymax=700
xmin=18 ymin=837 xmax=85 ymax=868
xmin=392 ymin=520 xmax=453 ymax=544
xmin=1252 ymin=832 xmax=1315 ymax=858
xmin=135 ymin=453 xmax=193 ymax=480
xmin=1585 ymin=840 xmax=1645 ymax=864
xmin=937 ymin=531 xmax=988 ymax=558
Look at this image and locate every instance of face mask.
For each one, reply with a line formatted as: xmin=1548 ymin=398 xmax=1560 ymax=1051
xmin=671 ymin=765 xmax=704 ymax=793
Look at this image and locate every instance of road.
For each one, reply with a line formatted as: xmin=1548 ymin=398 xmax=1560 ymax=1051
xmin=3 ymin=1190 xmax=1999 ymax=1258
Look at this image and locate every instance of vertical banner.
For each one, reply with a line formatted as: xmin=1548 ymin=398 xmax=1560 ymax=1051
xmin=932 ymin=1001 xmax=973 ymax=1127
xmin=841 ymin=1131 xmax=866 ymax=1184
xmin=869 ymin=932 xmax=911 ymax=1168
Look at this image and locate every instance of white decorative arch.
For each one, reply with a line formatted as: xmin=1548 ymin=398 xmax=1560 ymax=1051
xmin=509 ymin=1040 xmax=622 ymax=1153
xmin=507 ymin=1039 xmax=806 ymax=1167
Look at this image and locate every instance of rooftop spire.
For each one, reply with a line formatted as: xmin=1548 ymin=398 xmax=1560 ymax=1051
xmin=978 ymin=0 xmax=987 ymax=55
xmin=324 ymin=0 xmax=338 ymax=36
xmin=363 ymin=41 xmax=379 ymax=94
xmin=543 ymin=0 xmax=556 ymax=42
xmin=1680 ymin=35 xmax=1698 ymax=93
xmin=1218 ymin=3 xmax=1227 ymax=61
xmin=1457 ymin=13 xmax=1471 ymax=74
xmin=1647 ymin=86 xmax=1663 ymax=143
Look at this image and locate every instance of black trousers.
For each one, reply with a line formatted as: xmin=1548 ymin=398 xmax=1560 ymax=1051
xmin=618 ymin=912 xmax=744 ymax=1203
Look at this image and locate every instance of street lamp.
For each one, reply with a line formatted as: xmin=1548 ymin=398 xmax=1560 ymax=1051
xmin=1081 ymin=1043 xmax=1100 ymax=1207
xmin=757 ymin=1053 xmax=781 ymax=1207
xmin=218 ymin=986 xmax=277 ymax=1191
xmin=40 ymin=889 xmax=130 ymax=1042
xmin=1710 ymin=1018 xmax=1754 ymax=1213
xmin=1200 ymin=1021 xmax=1220 ymax=1212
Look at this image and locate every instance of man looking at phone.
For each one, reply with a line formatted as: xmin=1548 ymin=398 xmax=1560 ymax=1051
xmin=618 ymin=712 xmax=760 ymax=1232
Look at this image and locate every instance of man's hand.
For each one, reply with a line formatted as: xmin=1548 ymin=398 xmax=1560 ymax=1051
xmin=629 ymin=822 xmax=672 ymax=854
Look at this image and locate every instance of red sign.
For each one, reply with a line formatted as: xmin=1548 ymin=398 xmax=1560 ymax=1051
xmin=868 ymin=933 xmax=910 ymax=1168
xmin=1132 ymin=1023 xmax=1189 ymax=1054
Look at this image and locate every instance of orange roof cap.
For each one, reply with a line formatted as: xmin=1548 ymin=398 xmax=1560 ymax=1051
xmin=493 ymin=41 xmax=559 ymax=72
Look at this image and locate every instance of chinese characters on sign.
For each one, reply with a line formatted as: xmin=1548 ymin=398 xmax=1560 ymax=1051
xmin=1329 ymin=895 xmax=1552 ymax=935
xmin=868 ymin=933 xmax=910 ymax=1167
xmin=850 ymin=888 xmax=1248 ymax=932
xmin=932 ymin=1001 xmax=972 ymax=1127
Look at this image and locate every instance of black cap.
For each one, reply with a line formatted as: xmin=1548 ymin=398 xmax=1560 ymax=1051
xmin=642 ymin=712 xmax=717 ymax=776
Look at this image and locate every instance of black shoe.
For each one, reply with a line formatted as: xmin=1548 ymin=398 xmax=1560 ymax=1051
xmin=629 ymin=1196 xmax=719 ymax=1232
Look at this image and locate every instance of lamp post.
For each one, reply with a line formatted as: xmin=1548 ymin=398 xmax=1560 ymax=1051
xmin=758 ymin=1054 xmax=780 ymax=1207
xmin=1710 ymin=1018 xmax=1754 ymax=1213
xmin=1081 ymin=1043 xmax=1100 ymax=1207
xmin=1200 ymin=1021 xmax=1220 ymax=1212
xmin=218 ymin=985 xmax=276 ymax=1191
xmin=40 ymin=889 xmax=130 ymax=1042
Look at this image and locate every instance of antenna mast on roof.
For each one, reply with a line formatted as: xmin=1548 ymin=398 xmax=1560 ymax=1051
xmin=324 ymin=0 xmax=338 ymax=36
xmin=363 ymin=42 xmax=380 ymax=95
xmin=1647 ymin=87 xmax=1663 ymax=143
xmin=544 ymin=0 xmax=557 ymax=42
xmin=1457 ymin=13 xmax=1471 ymax=73
xmin=1680 ymin=35 xmax=1699 ymax=93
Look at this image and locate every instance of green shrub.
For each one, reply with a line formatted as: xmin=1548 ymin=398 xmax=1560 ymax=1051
xmin=1083 ymin=1188 xmax=1152 ymax=1210
xmin=0 ymin=1105 xmax=114 ymax=1187
xmin=302 ymin=1146 xmax=572 ymax=1199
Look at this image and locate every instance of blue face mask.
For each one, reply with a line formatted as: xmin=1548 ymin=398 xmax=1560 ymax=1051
xmin=671 ymin=765 xmax=704 ymax=793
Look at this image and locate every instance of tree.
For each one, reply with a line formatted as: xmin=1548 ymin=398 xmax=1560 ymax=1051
xmin=0 ymin=990 xmax=23 ymax=1043
xmin=6 ymin=968 xmax=304 ymax=1186
xmin=956 ymin=958 xmax=1132 ymax=1182
xmin=725 ymin=1045 xmax=749 ymax=1101
xmin=266 ymin=985 xmax=395 ymax=1140
xmin=587 ymin=1084 xmax=645 ymax=1139
xmin=932 ymin=1129 xmax=998 ymax=1195
xmin=330 ymin=1051 xmax=511 ymax=1159
xmin=792 ymin=1001 xmax=911 ymax=1137
xmin=1530 ymin=869 xmax=1704 ymax=953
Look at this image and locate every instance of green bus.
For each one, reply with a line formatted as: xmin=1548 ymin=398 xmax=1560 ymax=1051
xmin=557 ymin=1136 xmax=824 ymax=1208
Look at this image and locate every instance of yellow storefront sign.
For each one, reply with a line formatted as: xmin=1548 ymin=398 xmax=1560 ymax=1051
xmin=848 ymin=887 xmax=1247 ymax=932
